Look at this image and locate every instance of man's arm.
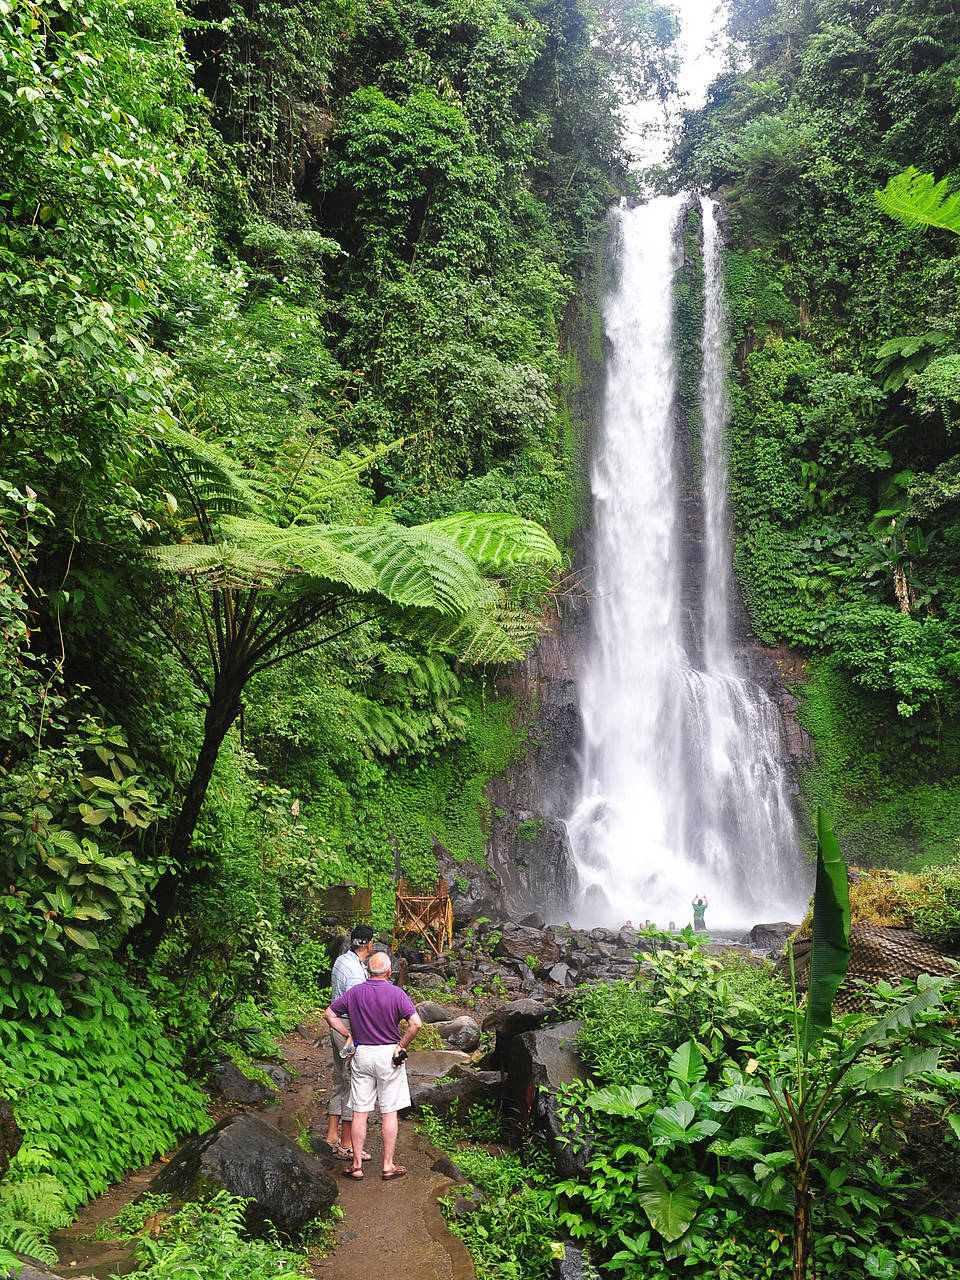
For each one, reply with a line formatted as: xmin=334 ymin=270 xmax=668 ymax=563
xmin=397 ymin=1011 xmax=422 ymax=1052
xmin=324 ymin=996 xmax=353 ymax=1043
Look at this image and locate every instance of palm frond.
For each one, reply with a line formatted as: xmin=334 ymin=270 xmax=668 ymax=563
xmin=147 ymin=542 xmax=290 ymax=589
xmin=221 ymin=517 xmax=483 ymax=615
xmin=875 ymin=168 xmax=960 ymax=236
xmin=424 ymin=512 xmax=562 ymax=570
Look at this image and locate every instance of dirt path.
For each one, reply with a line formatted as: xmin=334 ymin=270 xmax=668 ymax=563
xmin=50 ymin=1021 xmax=475 ymax=1280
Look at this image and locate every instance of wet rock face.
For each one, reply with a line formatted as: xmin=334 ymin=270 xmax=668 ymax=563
xmin=208 ymin=1055 xmax=274 ymax=1106
xmin=504 ymin=1022 xmax=589 ymax=1177
xmin=149 ymin=1114 xmax=338 ymax=1241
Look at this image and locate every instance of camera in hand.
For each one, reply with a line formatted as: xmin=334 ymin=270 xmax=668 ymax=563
xmin=392 ymin=1046 xmax=408 ymax=1067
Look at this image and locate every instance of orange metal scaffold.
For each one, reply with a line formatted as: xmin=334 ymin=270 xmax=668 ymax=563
xmin=392 ymin=878 xmax=454 ymax=957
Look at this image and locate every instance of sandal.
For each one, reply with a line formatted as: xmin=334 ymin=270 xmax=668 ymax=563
xmin=334 ymin=1144 xmax=372 ymax=1161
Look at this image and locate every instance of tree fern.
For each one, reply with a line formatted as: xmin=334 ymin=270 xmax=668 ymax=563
xmin=157 ymin=422 xmax=261 ymax=516
xmin=426 ymin=512 xmax=562 ymax=570
xmin=875 ymin=167 xmax=960 ymax=235
xmin=219 ymin=517 xmax=484 ymax=615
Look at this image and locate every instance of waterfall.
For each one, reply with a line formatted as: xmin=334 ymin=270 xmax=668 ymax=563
xmin=565 ymin=195 xmax=809 ymax=930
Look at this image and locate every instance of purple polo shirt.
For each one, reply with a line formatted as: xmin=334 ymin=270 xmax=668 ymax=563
xmin=330 ymin=978 xmax=416 ymax=1046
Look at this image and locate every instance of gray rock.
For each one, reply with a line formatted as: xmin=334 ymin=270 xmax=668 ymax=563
xmin=432 ymin=1154 xmax=466 ymax=1180
xmin=406 ymin=1048 xmax=471 ymax=1079
xmin=3 ymin=1259 xmax=96 ymax=1280
xmin=505 ymin=1021 xmax=589 ymax=1177
xmin=431 ymin=1015 xmax=481 ymax=1052
xmin=548 ymin=961 xmax=574 ymax=987
xmin=149 ymin=1114 xmax=337 ymax=1240
xmin=416 ymin=1000 xmax=461 ymax=1024
xmin=407 ymin=1069 xmax=501 ymax=1117
xmin=449 ymin=1186 xmax=487 ymax=1219
xmin=519 ymin=912 xmax=545 ymax=929
xmin=208 ymin=1056 xmax=274 ymax=1106
xmin=252 ymin=1061 xmax=294 ymax=1090
xmin=554 ymin=1241 xmax=598 ymax=1279
xmin=749 ymin=921 xmax=796 ymax=951
xmin=481 ymin=998 xmax=551 ymax=1069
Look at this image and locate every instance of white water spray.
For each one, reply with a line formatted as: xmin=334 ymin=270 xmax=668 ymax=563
xmin=565 ymin=196 xmax=809 ymax=930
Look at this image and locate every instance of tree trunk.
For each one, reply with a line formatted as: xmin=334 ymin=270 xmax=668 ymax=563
xmin=127 ymin=682 xmax=243 ymax=960
xmin=793 ymin=1170 xmax=813 ymax=1280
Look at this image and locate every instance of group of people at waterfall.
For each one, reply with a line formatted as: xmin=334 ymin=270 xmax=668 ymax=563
xmin=624 ymin=895 xmax=710 ymax=933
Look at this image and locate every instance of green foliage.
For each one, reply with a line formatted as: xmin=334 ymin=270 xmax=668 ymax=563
xmin=0 ymin=1144 xmax=72 ymax=1269
xmin=908 ymin=858 xmax=960 ymax=944
xmin=0 ymin=718 xmax=165 ymax=1013
xmin=876 ymin=169 xmax=960 ymax=236
xmin=121 ymin=1191 xmax=310 ymax=1279
xmin=0 ymin=966 xmax=207 ymax=1210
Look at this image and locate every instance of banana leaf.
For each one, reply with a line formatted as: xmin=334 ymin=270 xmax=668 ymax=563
xmin=801 ymin=808 xmax=851 ymax=1051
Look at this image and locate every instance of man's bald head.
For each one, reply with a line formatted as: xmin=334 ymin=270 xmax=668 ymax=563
xmin=369 ymin=951 xmax=392 ymax=977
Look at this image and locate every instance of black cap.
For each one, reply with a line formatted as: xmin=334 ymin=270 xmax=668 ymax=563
xmin=350 ymin=925 xmax=375 ymax=946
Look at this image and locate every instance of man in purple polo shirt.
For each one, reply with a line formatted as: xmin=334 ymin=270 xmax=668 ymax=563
xmin=324 ymin=950 xmax=422 ymax=1181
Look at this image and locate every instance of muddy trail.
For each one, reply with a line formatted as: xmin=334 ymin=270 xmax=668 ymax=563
xmin=49 ymin=1020 xmax=477 ymax=1280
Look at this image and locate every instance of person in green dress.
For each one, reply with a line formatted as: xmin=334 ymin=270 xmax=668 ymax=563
xmin=692 ymin=895 xmax=708 ymax=931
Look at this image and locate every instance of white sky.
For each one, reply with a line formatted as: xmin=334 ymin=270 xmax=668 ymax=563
xmin=623 ymin=0 xmax=731 ymax=170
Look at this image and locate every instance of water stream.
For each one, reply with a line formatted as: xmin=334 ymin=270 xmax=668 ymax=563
xmin=565 ymin=195 xmax=810 ymax=930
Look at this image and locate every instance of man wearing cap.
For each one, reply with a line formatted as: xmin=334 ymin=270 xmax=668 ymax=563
xmin=324 ymin=950 xmax=421 ymax=1181
xmin=324 ymin=925 xmax=375 ymax=1160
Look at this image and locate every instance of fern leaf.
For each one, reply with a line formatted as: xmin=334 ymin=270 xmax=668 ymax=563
xmin=875 ymin=168 xmax=960 ymax=235
xmin=220 ymin=517 xmax=483 ymax=615
xmin=147 ymin=542 xmax=290 ymax=589
xmin=158 ymin=423 xmax=262 ymax=515
xmin=425 ymin=512 xmax=562 ymax=570
xmin=397 ymin=581 xmax=543 ymax=664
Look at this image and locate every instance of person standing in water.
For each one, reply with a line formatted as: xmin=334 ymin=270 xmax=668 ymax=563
xmin=692 ymin=895 xmax=708 ymax=931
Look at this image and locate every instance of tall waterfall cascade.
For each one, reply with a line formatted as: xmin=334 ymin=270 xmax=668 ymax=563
xmin=565 ymin=194 xmax=809 ymax=929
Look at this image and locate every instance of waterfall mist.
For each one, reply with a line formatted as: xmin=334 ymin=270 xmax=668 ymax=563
xmin=565 ymin=196 xmax=810 ymax=930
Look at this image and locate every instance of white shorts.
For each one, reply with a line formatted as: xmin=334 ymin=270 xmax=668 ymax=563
xmin=349 ymin=1044 xmax=411 ymax=1114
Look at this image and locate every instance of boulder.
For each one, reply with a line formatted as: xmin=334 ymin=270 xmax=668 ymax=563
xmin=406 ymin=1048 xmax=472 ymax=1079
xmin=4 ymin=1260 xmax=95 ymax=1280
xmin=493 ymin=926 xmax=561 ymax=969
xmin=505 ymin=1021 xmax=589 ymax=1177
xmin=416 ymin=1000 xmax=461 ymax=1024
xmin=481 ymin=998 xmax=552 ymax=1069
xmin=407 ymin=1069 xmax=501 ymax=1117
xmin=553 ymin=1241 xmax=598 ymax=1279
xmin=431 ymin=1015 xmax=481 ymax=1052
xmin=548 ymin=962 xmax=574 ymax=987
xmin=519 ymin=911 xmax=546 ymax=929
xmin=149 ymin=1114 xmax=337 ymax=1240
xmin=252 ymin=1061 xmax=294 ymax=1090
xmin=749 ymin=921 xmax=796 ymax=952
xmin=207 ymin=1056 xmax=274 ymax=1106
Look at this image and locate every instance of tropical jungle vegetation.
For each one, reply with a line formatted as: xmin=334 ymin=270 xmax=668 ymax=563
xmin=3 ymin=0 xmax=960 ymax=1274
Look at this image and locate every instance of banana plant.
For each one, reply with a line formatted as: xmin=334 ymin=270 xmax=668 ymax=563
xmin=761 ymin=808 xmax=945 ymax=1280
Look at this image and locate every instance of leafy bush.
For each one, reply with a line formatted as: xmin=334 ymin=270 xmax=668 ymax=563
xmin=0 ymin=967 xmax=207 ymax=1211
xmin=122 ymin=1192 xmax=309 ymax=1280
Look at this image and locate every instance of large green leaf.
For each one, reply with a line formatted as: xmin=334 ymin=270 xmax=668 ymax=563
xmin=801 ymin=808 xmax=851 ymax=1050
xmin=844 ymin=984 xmax=945 ymax=1059
xmin=667 ymin=1040 xmax=707 ymax=1085
xmin=221 ymin=517 xmax=483 ymax=615
xmin=583 ymin=1081 xmax=653 ymax=1116
xmin=425 ymin=512 xmax=561 ymax=570
xmin=634 ymin=1166 xmax=700 ymax=1241
xmin=875 ymin=168 xmax=960 ymax=236
xmin=860 ymin=1047 xmax=940 ymax=1092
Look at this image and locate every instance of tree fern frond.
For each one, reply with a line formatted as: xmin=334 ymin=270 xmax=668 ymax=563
xmin=424 ymin=512 xmax=562 ymax=570
xmin=875 ymin=167 xmax=960 ymax=235
xmin=221 ymin=517 xmax=483 ymax=615
xmin=147 ymin=542 xmax=290 ymax=589
xmin=397 ymin=581 xmax=544 ymax=664
xmin=159 ymin=423 xmax=262 ymax=516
